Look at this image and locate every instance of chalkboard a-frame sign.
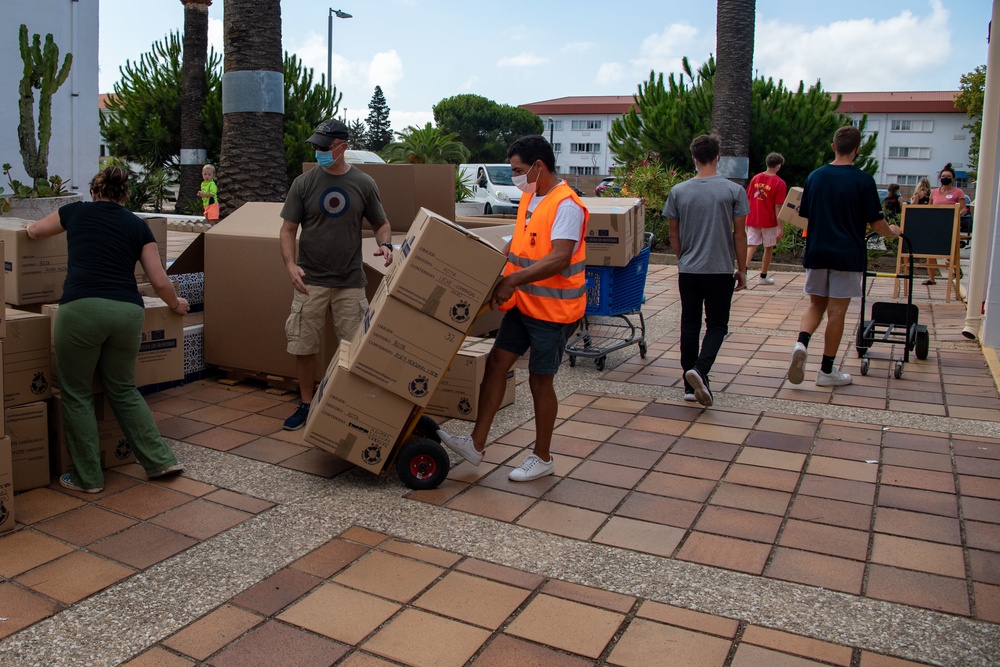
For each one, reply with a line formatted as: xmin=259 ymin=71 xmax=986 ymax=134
xmin=896 ymin=204 xmax=960 ymax=302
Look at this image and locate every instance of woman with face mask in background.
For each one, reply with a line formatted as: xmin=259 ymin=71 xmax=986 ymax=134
xmin=921 ymin=164 xmax=967 ymax=285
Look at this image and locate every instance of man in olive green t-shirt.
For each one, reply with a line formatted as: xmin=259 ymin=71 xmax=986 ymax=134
xmin=279 ymin=119 xmax=394 ymax=430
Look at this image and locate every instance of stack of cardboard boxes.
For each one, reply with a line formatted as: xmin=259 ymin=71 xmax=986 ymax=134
xmin=0 ymin=216 xmax=182 ymax=512
xmin=303 ymin=208 xmax=507 ymax=473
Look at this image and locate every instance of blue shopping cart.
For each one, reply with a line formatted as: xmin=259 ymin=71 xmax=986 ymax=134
xmin=566 ymin=233 xmax=652 ymax=371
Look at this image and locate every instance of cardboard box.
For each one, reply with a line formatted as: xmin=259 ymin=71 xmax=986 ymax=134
xmin=0 ymin=436 xmax=14 ymax=534
xmin=455 ymin=224 xmax=513 ymax=337
xmin=4 ymin=308 xmax=48 ymax=407
xmin=135 ymin=216 xmax=167 ymax=284
xmin=303 ymin=347 xmax=417 ymax=475
xmin=778 ymin=187 xmax=807 ymax=230
xmin=0 ymin=217 xmax=68 ymax=305
xmin=49 ymin=391 xmax=137 ymax=475
xmin=201 ymin=202 xmax=389 ymax=382
xmin=348 ymin=280 xmax=465 ymax=406
xmin=426 ymin=337 xmax=515 ymax=420
xmin=384 ymin=209 xmax=506 ymax=334
xmin=0 ymin=240 xmax=6 ymax=336
xmin=580 ymin=197 xmax=644 ymax=267
xmin=43 ymin=297 xmax=183 ymax=389
xmin=304 ymin=163 xmax=457 ymax=233
xmin=8 ymin=401 xmax=48 ymax=492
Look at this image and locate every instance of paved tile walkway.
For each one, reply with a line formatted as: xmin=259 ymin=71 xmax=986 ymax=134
xmin=2 ymin=254 xmax=999 ymax=666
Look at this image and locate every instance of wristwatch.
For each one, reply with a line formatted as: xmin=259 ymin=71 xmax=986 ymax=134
xmin=381 ymin=242 xmax=393 ymax=251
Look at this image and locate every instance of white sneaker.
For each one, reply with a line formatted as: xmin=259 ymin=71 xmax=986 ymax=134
xmin=787 ymin=342 xmax=807 ymax=385
xmin=816 ymin=368 xmax=853 ymax=387
xmin=437 ymin=430 xmax=483 ymax=466
xmin=758 ymin=275 xmax=775 ymax=285
xmin=683 ymin=391 xmax=697 ymax=402
xmin=508 ymin=454 xmax=554 ymax=482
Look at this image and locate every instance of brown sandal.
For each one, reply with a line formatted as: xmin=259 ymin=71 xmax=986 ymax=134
xmin=923 ymin=279 xmax=936 ymax=285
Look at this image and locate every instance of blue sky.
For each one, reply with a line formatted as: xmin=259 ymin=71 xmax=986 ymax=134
xmin=99 ymin=0 xmax=990 ymax=130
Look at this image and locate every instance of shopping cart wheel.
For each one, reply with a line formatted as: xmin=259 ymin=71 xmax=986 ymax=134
xmin=396 ymin=438 xmax=449 ymax=490
xmin=915 ymin=330 xmax=929 ymax=360
xmin=569 ymin=355 xmax=577 ymax=367
xmin=595 ymin=356 xmax=606 ymax=371
xmin=894 ymin=361 xmax=904 ymax=379
xmin=638 ymin=341 xmax=648 ymax=358
xmin=411 ymin=415 xmax=442 ymax=443
xmin=860 ymin=357 xmax=870 ymax=376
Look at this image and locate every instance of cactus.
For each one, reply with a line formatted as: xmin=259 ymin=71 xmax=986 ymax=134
xmin=16 ymin=24 xmax=72 ymax=191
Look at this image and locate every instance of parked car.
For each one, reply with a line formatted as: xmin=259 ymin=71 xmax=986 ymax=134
xmin=344 ymin=150 xmax=386 ymax=164
xmin=595 ymin=177 xmax=621 ymax=196
xmin=458 ymin=163 xmax=520 ymax=215
xmin=877 ymin=188 xmax=888 ymax=203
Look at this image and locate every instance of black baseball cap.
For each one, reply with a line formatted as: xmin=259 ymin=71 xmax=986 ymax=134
xmin=307 ymin=119 xmax=349 ymax=148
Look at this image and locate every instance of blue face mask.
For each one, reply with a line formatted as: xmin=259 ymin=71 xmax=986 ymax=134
xmin=315 ymin=150 xmax=335 ymax=168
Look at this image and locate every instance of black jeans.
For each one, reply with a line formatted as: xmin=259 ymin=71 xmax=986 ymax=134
xmin=679 ymin=273 xmax=735 ymax=388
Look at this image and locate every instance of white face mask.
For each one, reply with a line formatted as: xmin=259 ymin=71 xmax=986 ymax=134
xmin=512 ymin=163 xmax=537 ymax=194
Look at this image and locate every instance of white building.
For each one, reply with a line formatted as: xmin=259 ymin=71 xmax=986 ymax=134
xmin=837 ymin=92 xmax=973 ymax=190
xmin=1 ymin=1 xmax=100 ymax=196
xmin=522 ymin=92 xmax=975 ymax=190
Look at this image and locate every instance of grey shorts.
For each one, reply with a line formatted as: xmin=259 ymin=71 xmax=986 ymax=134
xmin=804 ymin=268 xmax=863 ymax=299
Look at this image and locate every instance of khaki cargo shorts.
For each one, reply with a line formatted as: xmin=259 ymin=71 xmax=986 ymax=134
xmin=285 ymin=286 xmax=368 ymax=356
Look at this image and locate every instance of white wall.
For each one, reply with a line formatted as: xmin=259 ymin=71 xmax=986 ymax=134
xmin=2 ymin=0 xmax=100 ymax=195
xmin=845 ymin=112 xmax=974 ymax=188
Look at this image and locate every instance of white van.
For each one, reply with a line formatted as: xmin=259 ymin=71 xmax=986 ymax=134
xmin=345 ymin=150 xmax=386 ymax=164
xmin=459 ymin=163 xmax=520 ymax=215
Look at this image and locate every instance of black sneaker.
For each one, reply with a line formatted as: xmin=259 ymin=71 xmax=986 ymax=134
xmin=283 ymin=402 xmax=310 ymax=431
xmin=683 ymin=369 xmax=713 ymax=407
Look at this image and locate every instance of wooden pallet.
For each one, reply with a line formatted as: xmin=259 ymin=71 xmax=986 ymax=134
xmin=217 ymin=366 xmax=297 ymax=395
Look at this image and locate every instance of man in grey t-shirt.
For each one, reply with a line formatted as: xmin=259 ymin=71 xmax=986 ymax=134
xmin=279 ymin=119 xmax=394 ymax=430
xmin=664 ymin=134 xmax=749 ymax=407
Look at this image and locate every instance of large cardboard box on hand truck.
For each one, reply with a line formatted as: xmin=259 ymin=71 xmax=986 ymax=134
xmin=303 ymin=346 xmax=417 ymax=475
xmin=384 ymin=208 xmax=506 ymax=334
xmin=347 ymin=280 xmax=465 ymax=407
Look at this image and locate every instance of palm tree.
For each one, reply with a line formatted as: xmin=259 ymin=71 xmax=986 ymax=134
xmin=712 ymin=0 xmax=755 ymax=186
xmin=382 ymin=123 xmax=470 ymax=165
xmin=217 ymin=0 xmax=286 ymax=215
xmin=179 ymin=0 xmax=212 ymax=213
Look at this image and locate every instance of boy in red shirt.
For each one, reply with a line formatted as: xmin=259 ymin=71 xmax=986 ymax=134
xmin=746 ymin=152 xmax=787 ymax=285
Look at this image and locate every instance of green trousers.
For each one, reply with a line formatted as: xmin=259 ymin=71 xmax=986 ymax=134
xmin=54 ymin=298 xmax=178 ymax=488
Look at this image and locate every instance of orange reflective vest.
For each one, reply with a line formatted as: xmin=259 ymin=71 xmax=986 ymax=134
xmin=499 ymin=183 xmax=589 ymax=323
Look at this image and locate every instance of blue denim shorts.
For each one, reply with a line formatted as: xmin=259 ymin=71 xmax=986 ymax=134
xmin=493 ymin=307 xmax=579 ymax=375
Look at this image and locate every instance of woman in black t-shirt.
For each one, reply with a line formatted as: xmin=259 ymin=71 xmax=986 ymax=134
xmin=26 ymin=166 xmax=190 ymax=493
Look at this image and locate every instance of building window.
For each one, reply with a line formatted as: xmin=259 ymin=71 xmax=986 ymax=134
xmin=891 ymin=120 xmax=933 ymax=132
xmin=892 ymin=174 xmax=925 ymax=186
xmin=570 ymin=142 xmax=601 ymax=153
xmin=571 ymin=120 xmax=602 ymax=130
xmin=888 ymin=147 xmax=930 ymax=159
xmin=552 ymin=143 xmax=561 ymax=153
xmin=569 ymin=166 xmax=599 ymax=175
xmin=551 ymin=120 xmax=563 ymax=130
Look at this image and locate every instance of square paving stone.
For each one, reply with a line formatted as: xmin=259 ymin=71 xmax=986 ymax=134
xmin=208 ymin=620 xmax=347 ymax=667
xmin=278 ymin=582 xmax=400 ymax=645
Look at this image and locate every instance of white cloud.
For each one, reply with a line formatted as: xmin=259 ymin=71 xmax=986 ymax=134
xmin=631 ymin=22 xmax=707 ymax=74
xmin=596 ymin=62 xmax=626 ymax=85
xmin=208 ymin=17 xmax=224 ymax=56
xmin=561 ymin=41 xmax=598 ymax=55
xmin=368 ymin=50 xmax=404 ymax=94
xmin=460 ymin=76 xmax=479 ymax=90
xmin=498 ymin=53 xmax=549 ymax=67
xmin=390 ymin=110 xmax=435 ymax=132
xmin=755 ymin=0 xmax=950 ymax=91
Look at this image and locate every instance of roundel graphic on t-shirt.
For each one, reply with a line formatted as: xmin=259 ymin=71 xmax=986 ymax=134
xmin=320 ymin=187 xmax=350 ymax=218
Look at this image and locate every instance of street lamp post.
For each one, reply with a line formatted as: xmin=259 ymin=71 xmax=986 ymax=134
xmin=548 ymin=117 xmax=554 ymax=145
xmin=327 ymin=8 xmax=352 ymax=94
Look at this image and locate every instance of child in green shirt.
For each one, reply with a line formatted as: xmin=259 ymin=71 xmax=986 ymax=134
xmin=198 ymin=164 xmax=219 ymax=221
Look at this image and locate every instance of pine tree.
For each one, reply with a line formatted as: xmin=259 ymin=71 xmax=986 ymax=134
xmin=347 ymin=118 xmax=368 ymax=149
xmin=365 ymin=86 xmax=393 ymax=152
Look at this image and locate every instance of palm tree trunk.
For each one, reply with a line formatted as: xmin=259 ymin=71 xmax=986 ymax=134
xmin=218 ymin=0 xmax=287 ymax=216
xmin=179 ymin=0 xmax=211 ymax=214
xmin=713 ymin=0 xmax=756 ymax=187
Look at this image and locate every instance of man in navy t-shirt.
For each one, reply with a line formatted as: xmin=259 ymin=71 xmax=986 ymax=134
xmin=787 ymin=126 xmax=901 ymax=388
